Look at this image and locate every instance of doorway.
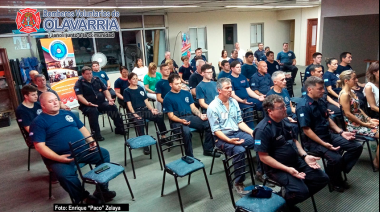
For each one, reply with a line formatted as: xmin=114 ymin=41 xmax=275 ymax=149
xmin=223 ymin=24 xmax=237 ymax=56
xmin=289 ymin=20 xmax=295 ymax=51
xmin=306 ymin=19 xmax=318 ymax=65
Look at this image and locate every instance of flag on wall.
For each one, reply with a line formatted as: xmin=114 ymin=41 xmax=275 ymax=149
xmin=181 ymin=32 xmax=191 ymax=58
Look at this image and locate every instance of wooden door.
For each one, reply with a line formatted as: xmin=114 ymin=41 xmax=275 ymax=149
xmin=306 ymin=19 xmax=318 ymax=65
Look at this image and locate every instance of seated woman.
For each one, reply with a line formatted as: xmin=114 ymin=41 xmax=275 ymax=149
xmin=364 ymin=61 xmax=379 ymax=119
xmin=323 ymin=58 xmax=341 ymax=101
xmin=124 ymin=73 xmax=167 ymax=155
xmin=338 ymin=70 xmax=379 ymax=170
xmin=179 ymin=56 xmax=192 ymax=84
xmin=144 ymin=62 xmax=163 ymax=112
xmin=114 ymin=66 xmax=129 ymax=108
xmin=218 ymin=50 xmax=230 ymax=71
xmin=166 ymin=60 xmax=177 ymax=76
xmin=132 ymin=58 xmax=148 ymax=87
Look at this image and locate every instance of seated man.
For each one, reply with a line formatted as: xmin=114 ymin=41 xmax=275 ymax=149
xmin=30 ymin=92 xmax=116 ymax=204
xmin=190 ymin=48 xmax=208 ymax=71
xmin=163 ymin=74 xmax=218 ymax=157
xmin=260 ymin=46 xmax=270 ymax=62
xmin=207 ymin=78 xmax=255 ymax=196
xmin=74 ymin=66 xmax=124 ymax=141
xmin=218 ymin=60 xmax=231 ymax=79
xmin=266 ymin=51 xmax=281 ymax=76
xmin=16 ymin=85 xmax=42 ymax=146
xmin=34 ymin=74 xmax=79 ymax=118
xmin=241 ymin=52 xmax=258 ymax=80
xmin=29 ymin=70 xmax=39 ymax=87
xmin=250 ymin=61 xmax=273 ymax=96
xmin=189 ymin=58 xmax=205 ymax=107
xmin=254 ymin=43 xmax=266 ymax=64
xmin=155 ymin=63 xmax=171 ymax=106
xmin=255 ymin=94 xmax=329 ymax=211
xmin=228 ymin=50 xmax=244 ymax=66
xmin=196 ymin=64 xmax=218 ymax=113
xmin=304 ymin=52 xmax=324 ymax=83
xmin=277 ymin=43 xmax=298 ymax=85
xmin=161 ymin=51 xmax=179 ymax=72
xmin=91 ymin=61 xmax=116 ymax=99
xmin=228 ymin=61 xmax=265 ymax=129
xmin=297 ymin=76 xmax=363 ymax=192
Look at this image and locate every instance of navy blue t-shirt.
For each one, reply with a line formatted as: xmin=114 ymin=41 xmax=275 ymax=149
xmin=228 ymin=58 xmax=244 ymax=66
xmin=266 ymin=88 xmax=292 ymax=116
xmin=323 ymin=71 xmax=341 ymax=95
xmin=29 ymin=110 xmax=85 ymax=155
xmin=190 ymin=55 xmax=207 ymax=71
xmin=228 ymin=74 xmax=250 ymax=99
xmin=266 ymin=61 xmax=281 ymax=76
xmin=16 ymin=102 xmax=42 ymax=127
xmin=196 ymin=81 xmax=218 ymax=105
xmin=335 ymin=64 xmax=352 ymax=76
xmin=124 ymin=86 xmax=147 ymax=110
xmin=260 ymin=55 xmax=267 ymax=62
xmin=304 ymin=64 xmax=325 ymax=82
xmin=250 ymin=72 xmax=273 ymax=95
xmin=277 ymin=51 xmax=296 ymax=65
xmin=188 ymin=71 xmax=203 ymax=90
xmin=155 ymin=79 xmax=171 ymax=99
xmin=114 ymin=78 xmax=130 ymax=94
xmin=92 ymin=71 xmax=109 ymax=86
xmin=241 ymin=64 xmax=258 ymax=80
xmin=254 ymin=49 xmax=265 ymax=61
xmin=163 ymin=90 xmax=194 ymax=117
xmin=218 ymin=71 xmax=231 ymax=79
xmin=179 ymin=66 xmax=193 ymax=81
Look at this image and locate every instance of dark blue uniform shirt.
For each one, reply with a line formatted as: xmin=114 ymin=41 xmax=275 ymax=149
xmin=188 ymin=71 xmax=203 ymax=90
xmin=74 ymin=77 xmax=107 ymax=109
xmin=228 ymin=58 xmax=244 ymax=66
xmin=155 ymin=79 xmax=171 ymax=99
xmin=228 ymin=74 xmax=250 ymax=99
xmin=190 ymin=55 xmax=207 ymax=71
xmin=179 ymin=66 xmax=193 ymax=81
xmin=114 ymin=78 xmax=130 ymax=94
xmin=124 ymin=86 xmax=147 ymax=110
xmin=254 ymin=49 xmax=266 ymax=62
xmin=241 ymin=64 xmax=258 ymax=80
xmin=92 ymin=71 xmax=109 ymax=86
xmin=335 ymin=64 xmax=352 ymax=76
xmin=304 ymin=64 xmax=325 ymax=82
xmin=196 ymin=81 xmax=218 ymax=105
xmin=323 ymin=71 xmax=341 ymax=97
xmin=250 ymin=72 xmax=273 ymax=95
xmin=163 ymin=90 xmax=194 ymax=117
xmin=16 ymin=102 xmax=42 ymax=127
xmin=266 ymin=61 xmax=281 ymax=76
xmin=277 ymin=51 xmax=296 ymax=65
xmin=218 ymin=71 xmax=231 ymax=79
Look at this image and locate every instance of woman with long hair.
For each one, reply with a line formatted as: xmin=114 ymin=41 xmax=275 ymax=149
xmin=364 ymin=61 xmax=379 ymax=119
xmin=323 ymin=58 xmax=341 ymax=100
xmin=338 ymin=70 xmax=379 ymax=170
xmin=218 ymin=50 xmax=230 ymax=71
xmin=144 ymin=62 xmax=163 ymax=112
xmin=132 ymin=58 xmax=148 ymax=82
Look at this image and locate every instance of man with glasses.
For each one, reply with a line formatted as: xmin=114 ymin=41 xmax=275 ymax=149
xmin=254 ymin=94 xmax=329 ymax=211
xmin=196 ymin=64 xmax=218 ymax=113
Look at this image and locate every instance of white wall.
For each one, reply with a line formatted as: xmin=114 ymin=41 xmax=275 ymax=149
xmin=167 ymin=7 xmax=320 ymax=68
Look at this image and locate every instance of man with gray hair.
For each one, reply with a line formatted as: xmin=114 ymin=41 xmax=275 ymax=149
xmin=189 ymin=57 xmax=205 ymax=98
xmin=29 ymin=70 xmax=39 ymax=87
xmin=207 ymin=77 xmax=255 ymax=196
xmin=161 ymin=51 xmax=179 ymax=71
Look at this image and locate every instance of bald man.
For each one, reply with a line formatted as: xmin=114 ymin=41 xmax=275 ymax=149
xmin=29 ymin=70 xmax=39 ymax=87
xmin=250 ymin=61 xmax=273 ymax=96
xmin=29 ymin=92 xmax=116 ymax=204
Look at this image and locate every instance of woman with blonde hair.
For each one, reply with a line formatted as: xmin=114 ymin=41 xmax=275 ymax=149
xmin=165 ymin=59 xmax=177 ymax=75
xmin=144 ymin=62 xmax=163 ymax=112
xmin=364 ymin=61 xmax=379 ymax=119
xmin=338 ymin=70 xmax=379 ymax=169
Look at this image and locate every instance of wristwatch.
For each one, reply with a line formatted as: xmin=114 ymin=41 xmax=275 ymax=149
xmin=301 ymin=154 xmax=308 ymax=160
xmin=339 ymin=130 xmax=344 ymax=135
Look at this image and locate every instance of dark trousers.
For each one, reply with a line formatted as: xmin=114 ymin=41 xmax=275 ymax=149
xmin=45 ymin=147 xmax=110 ymax=204
xmin=215 ymin=131 xmax=255 ymax=183
xmin=282 ymin=64 xmax=298 ymax=83
xmin=80 ymin=102 xmax=123 ymax=137
xmin=268 ymin=157 xmax=329 ymax=206
xmin=134 ymin=107 xmax=167 ymax=136
xmin=307 ymin=134 xmax=363 ymax=186
xmin=171 ymin=115 xmax=214 ymax=157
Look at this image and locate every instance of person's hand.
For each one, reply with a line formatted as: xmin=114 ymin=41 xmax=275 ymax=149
xmin=364 ymin=122 xmax=377 ymax=129
xmin=200 ymin=114 xmax=208 ymax=121
xmin=64 ymin=105 xmax=71 ymax=111
xmin=327 ymin=109 xmax=335 ymax=115
xmin=228 ymin=138 xmax=245 ymax=145
xmin=370 ymin=119 xmax=379 ymax=126
xmin=341 ymin=131 xmax=355 ymax=140
xmin=151 ymin=109 xmax=159 ymax=115
xmin=287 ymin=167 xmax=306 ymax=179
xmin=58 ymin=154 xmax=74 ymax=163
xmin=181 ymin=119 xmax=191 ymax=125
xmin=304 ymin=155 xmax=321 ymax=169
xmin=288 ymin=117 xmax=297 ymax=123
xmin=324 ymin=142 xmax=341 ymax=151
xmin=89 ymin=140 xmax=97 ymax=151
xmin=258 ymin=95 xmax=266 ymax=102
xmin=108 ymin=99 xmax=115 ymax=106
xmin=242 ymin=99 xmax=253 ymax=105
xmin=292 ymin=61 xmax=296 ymax=66
xmin=133 ymin=114 xmax=142 ymax=119
xmin=88 ymin=102 xmax=98 ymax=107
xmin=107 ymin=85 xmax=111 ymax=90
xmin=352 ymin=86 xmax=361 ymax=91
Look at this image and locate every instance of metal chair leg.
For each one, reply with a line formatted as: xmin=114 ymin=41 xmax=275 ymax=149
xmin=150 ymin=145 xmax=152 ymax=159
xmin=107 ymin=115 xmax=113 ymax=132
xmin=203 ymin=168 xmax=213 ymax=199
xmin=156 ymin=144 xmax=163 ymax=170
xmin=161 ymin=171 xmax=166 ymax=197
xmin=96 ymin=184 xmax=106 ymax=204
xmin=49 ymin=171 xmax=52 ymax=199
xmin=322 ymin=157 xmax=333 ymax=192
xmin=366 ymin=140 xmax=377 ymax=172
xmin=174 ymin=176 xmax=184 ymax=212
xmin=124 ymin=144 xmax=127 ymax=167
xmin=123 ymin=171 xmax=135 ymax=200
xmin=311 ymin=195 xmax=318 ymax=212
xmin=28 ymin=147 xmax=31 ymax=171
xmin=188 ymin=174 xmax=191 ymax=185
xmin=129 ymin=148 xmax=136 ymax=179
xmin=102 ymin=114 xmax=105 ymax=127
xmin=210 ymin=149 xmax=217 ymax=175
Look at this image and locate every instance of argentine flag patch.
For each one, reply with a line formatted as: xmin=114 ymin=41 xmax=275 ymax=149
xmin=255 ymin=140 xmax=261 ymax=145
xmin=324 ymin=79 xmax=328 ymax=82
xmin=300 ymin=113 xmax=304 ymax=117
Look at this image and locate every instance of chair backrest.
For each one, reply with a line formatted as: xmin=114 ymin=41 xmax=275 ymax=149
xmin=121 ymin=113 xmax=147 ymax=139
xmin=286 ymin=78 xmax=294 ymax=97
xmin=241 ymin=104 xmax=258 ymax=124
xmin=16 ymin=121 xmax=29 ymax=142
xmin=69 ymin=136 xmax=104 ymax=179
xmin=156 ymin=126 xmax=185 ymax=167
xmin=300 ymin=72 xmax=305 ymax=86
xmin=223 ymin=148 xmax=256 ymax=208
xmin=339 ymin=106 xmax=348 ymax=131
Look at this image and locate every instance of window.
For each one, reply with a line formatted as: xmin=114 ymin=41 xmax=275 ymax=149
xmin=250 ymin=23 xmax=264 ymax=48
xmin=189 ymin=27 xmax=208 ymax=60
xmin=95 ymin=32 xmax=122 ymax=73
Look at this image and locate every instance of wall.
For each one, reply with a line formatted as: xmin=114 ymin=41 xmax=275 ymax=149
xmin=321 ymin=0 xmax=379 ymax=18
xmin=0 ymin=37 xmax=38 ymax=60
xmin=167 ymin=7 xmax=320 ymax=69
xmin=322 ymin=15 xmax=379 ymax=75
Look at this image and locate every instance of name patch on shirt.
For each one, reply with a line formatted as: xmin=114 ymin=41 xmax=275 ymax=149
xmin=255 ymin=140 xmax=261 ymax=145
xmin=324 ymin=79 xmax=328 ymax=82
xmin=251 ymin=83 xmax=255 ymax=86
xmin=300 ymin=113 xmax=305 ymax=117
xmin=276 ymin=135 xmax=284 ymax=141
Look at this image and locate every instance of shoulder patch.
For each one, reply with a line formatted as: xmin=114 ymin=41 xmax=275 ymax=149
xmin=300 ymin=113 xmax=304 ymax=117
xmin=255 ymin=140 xmax=261 ymax=145
xmin=324 ymin=79 xmax=328 ymax=82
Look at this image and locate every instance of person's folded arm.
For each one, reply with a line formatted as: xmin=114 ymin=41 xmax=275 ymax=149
xmin=326 ymin=86 xmax=339 ymax=98
xmin=34 ymin=142 xmax=73 ymax=163
xmin=115 ymin=88 xmax=123 ymax=100
xmin=199 ymin=99 xmax=208 ymax=109
xmin=156 ymin=93 xmax=164 ymax=104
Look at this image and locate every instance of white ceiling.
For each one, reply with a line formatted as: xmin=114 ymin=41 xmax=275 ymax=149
xmin=0 ymin=0 xmax=321 ymax=18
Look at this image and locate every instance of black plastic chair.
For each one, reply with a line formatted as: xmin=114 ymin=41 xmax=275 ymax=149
xmin=83 ymin=112 xmax=113 ymax=133
xmin=300 ymin=72 xmax=305 ymax=86
xmin=339 ymin=106 xmax=379 ymax=172
xmin=168 ymin=117 xmax=204 ymax=149
xmin=156 ymin=126 xmax=213 ymax=212
xmin=223 ymin=148 xmax=286 ymax=212
xmin=16 ymin=122 xmax=33 ymax=171
xmin=121 ymin=113 xmax=162 ymax=179
xmin=69 ymin=135 xmax=134 ymax=203
xmin=209 ymin=105 xmax=258 ymax=175
xmin=286 ymin=77 xmax=295 ymax=98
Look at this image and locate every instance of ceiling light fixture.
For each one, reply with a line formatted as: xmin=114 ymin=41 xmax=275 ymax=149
xmin=225 ymin=5 xmax=315 ymax=9
xmin=117 ymin=6 xmax=199 ymax=9
xmin=0 ymin=6 xmax=117 ymax=9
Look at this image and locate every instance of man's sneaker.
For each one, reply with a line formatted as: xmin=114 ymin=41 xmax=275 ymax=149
xmin=204 ymin=151 xmax=221 ymax=157
xmin=94 ymin=135 xmax=105 ymax=141
xmin=93 ymin=190 xmax=117 ymax=202
xmin=234 ymin=183 xmax=250 ymax=196
xmin=332 ymin=185 xmax=345 ymax=193
xmin=85 ymin=195 xmax=102 ymax=204
xmin=255 ymin=171 xmax=275 ymax=187
xmin=143 ymin=146 xmax=150 ymax=155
